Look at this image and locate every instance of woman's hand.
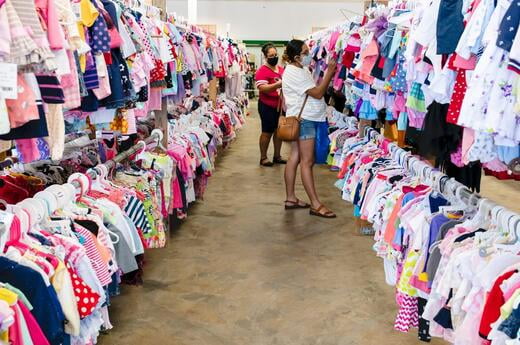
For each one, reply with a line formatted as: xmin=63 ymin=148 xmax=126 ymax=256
xmin=258 ymin=79 xmax=282 ymax=93
xmin=306 ymin=59 xmax=338 ymax=99
xmin=327 ymin=59 xmax=337 ymax=74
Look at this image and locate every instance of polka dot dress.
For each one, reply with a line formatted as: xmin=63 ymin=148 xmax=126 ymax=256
xmin=66 ymin=263 xmax=101 ymax=319
xmin=88 ymin=6 xmax=111 ymax=54
xmin=446 ymin=69 xmax=468 ymax=125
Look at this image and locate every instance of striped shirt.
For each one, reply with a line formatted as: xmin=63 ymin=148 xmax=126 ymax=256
xmin=83 ymin=53 xmax=100 ymax=90
xmin=74 ymin=224 xmax=112 ymax=287
xmin=11 ymin=0 xmax=46 ymax=42
xmin=124 ymin=195 xmax=152 ymax=235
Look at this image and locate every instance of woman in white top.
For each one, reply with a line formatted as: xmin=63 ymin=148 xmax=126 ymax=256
xmin=281 ymin=39 xmax=337 ymax=218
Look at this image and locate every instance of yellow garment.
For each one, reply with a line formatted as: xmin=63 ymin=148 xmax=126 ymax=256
xmin=79 ymin=0 xmax=98 ymax=27
xmin=77 ymin=24 xmax=87 ymax=71
xmin=51 ymin=261 xmax=66 ymax=292
xmin=397 ymin=250 xmax=419 ymax=297
xmin=0 ymin=288 xmax=18 ymax=306
xmin=77 ymin=0 xmax=99 ymax=70
xmin=176 ymin=55 xmax=183 ymax=73
xmin=500 ymin=289 xmax=520 ymax=320
xmin=0 ymin=298 xmax=12 ymax=342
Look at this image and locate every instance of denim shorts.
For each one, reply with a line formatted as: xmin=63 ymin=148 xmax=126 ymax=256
xmin=299 ymin=119 xmax=321 ymax=140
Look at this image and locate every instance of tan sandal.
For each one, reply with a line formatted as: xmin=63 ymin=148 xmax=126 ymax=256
xmin=310 ymin=205 xmax=336 ymax=218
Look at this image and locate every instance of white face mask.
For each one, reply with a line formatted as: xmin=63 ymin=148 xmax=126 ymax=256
xmin=300 ymin=54 xmax=312 ymax=66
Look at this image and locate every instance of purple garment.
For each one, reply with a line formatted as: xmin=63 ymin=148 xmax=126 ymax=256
xmin=407 ymin=108 xmax=427 ymax=129
xmin=88 ymin=1 xmax=111 ymax=53
xmin=354 ymin=97 xmax=363 ymax=116
xmin=172 ymin=73 xmax=186 ymax=104
xmin=424 ymin=213 xmax=450 ymax=268
xmin=83 ymin=53 xmax=100 ymax=90
xmin=365 ymin=16 xmax=389 ymax=39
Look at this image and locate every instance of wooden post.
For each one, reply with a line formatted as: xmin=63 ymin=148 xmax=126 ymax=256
xmin=154 ymin=98 xmax=169 ymax=148
xmin=208 ymin=78 xmax=218 ymax=106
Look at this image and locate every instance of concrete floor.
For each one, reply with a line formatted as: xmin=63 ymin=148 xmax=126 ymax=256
xmin=99 ymin=103 xmax=519 ymax=345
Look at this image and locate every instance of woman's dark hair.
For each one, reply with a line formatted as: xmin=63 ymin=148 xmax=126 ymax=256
xmin=261 ymin=43 xmax=276 ymax=57
xmin=282 ymin=39 xmax=305 ymax=63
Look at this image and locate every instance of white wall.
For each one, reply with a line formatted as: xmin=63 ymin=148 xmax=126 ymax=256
xmin=167 ymin=1 xmax=363 ymax=41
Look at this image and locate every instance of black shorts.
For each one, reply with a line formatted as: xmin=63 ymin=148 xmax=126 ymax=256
xmin=258 ymin=100 xmax=281 ymax=133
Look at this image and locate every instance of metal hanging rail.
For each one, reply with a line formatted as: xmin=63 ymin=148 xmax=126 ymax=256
xmin=71 ymin=128 xmax=163 ymax=186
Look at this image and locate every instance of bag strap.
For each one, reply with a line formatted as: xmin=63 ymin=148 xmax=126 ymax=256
xmin=297 ymin=95 xmax=309 ymax=120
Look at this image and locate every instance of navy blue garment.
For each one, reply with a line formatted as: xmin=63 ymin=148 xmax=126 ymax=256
xmin=101 ymin=50 xmax=132 ymax=109
xmin=35 ymin=75 xmax=65 ymax=104
xmin=0 ymin=257 xmax=65 ymax=345
xmin=429 ymin=193 xmax=449 ymax=213
xmin=434 ymin=306 xmax=454 ymax=330
xmin=28 ymin=232 xmax=53 ymax=246
xmin=436 ymin=0 xmax=464 ymax=54
xmin=176 ymin=166 xmax=188 ymax=212
xmin=352 ymin=179 xmax=364 ymax=207
xmin=496 ymin=0 xmax=520 ymax=52
xmin=338 ymin=65 xmax=348 ymax=80
xmin=498 ymin=304 xmax=520 ymax=338
xmin=0 ymin=102 xmax=49 ymax=140
xmin=81 ymin=90 xmax=100 ymax=112
xmin=418 ymin=297 xmax=432 ymax=342
xmin=101 ymin=0 xmax=119 ymax=30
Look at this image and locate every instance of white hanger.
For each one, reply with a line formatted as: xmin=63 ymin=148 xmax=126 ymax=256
xmin=67 ymin=173 xmax=90 ymax=200
xmin=95 ymin=164 xmax=115 ymax=188
xmin=481 ymin=212 xmax=520 ymax=255
xmin=87 ymin=168 xmax=110 ymax=195
xmin=34 ymin=191 xmax=58 ymax=218
xmin=17 ymin=198 xmax=46 ymax=230
xmin=468 ymin=197 xmax=494 ymax=230
xmin=47 ymin=183 xmax=88 ymax=216
xmin=439 ymin=185 xmax=470 ymax=214
xmin=151 ymin=128 xmax=167 ymax=151
xmin=133 ymin=140 xmax=148 ymax=162
xmin=46 ymin=184 xmax=70 ymax=210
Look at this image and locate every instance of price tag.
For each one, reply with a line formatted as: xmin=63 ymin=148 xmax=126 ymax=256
xmin=0 ymin=63 xmax=17 ymax=99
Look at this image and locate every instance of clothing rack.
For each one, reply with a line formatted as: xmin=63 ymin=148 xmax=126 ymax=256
xmin=364 ymin=127 xmax=520 ymax=234
xmin=71 ymin=128 xmax=163 ymax=186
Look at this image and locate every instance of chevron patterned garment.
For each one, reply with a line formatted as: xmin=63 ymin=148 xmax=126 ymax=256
xmin=394 ymin=292 xmax=420 ymax=333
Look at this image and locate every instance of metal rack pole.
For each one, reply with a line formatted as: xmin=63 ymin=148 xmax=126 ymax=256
xmin=71 ymin=129 xmax=163 ymax=185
